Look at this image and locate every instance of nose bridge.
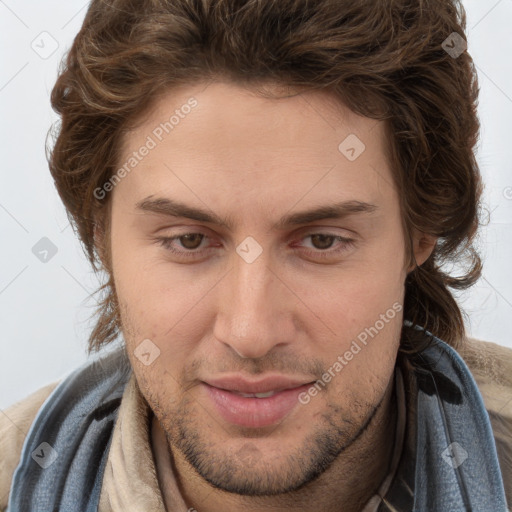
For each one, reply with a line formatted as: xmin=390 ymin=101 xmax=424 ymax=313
xmin=232 ymin=252 xmax=269 ymax=329
xmin=215 ymin=245 xmax=288 ymax=359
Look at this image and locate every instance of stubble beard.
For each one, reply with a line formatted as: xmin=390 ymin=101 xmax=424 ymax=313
xmin=147 ymin=388 xmax=384 ymax=497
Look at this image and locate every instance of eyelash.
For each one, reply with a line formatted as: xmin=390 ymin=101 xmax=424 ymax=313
xmin=156 ymin=232 xmax=355 ymax=261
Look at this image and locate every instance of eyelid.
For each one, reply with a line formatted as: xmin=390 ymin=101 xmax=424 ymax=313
xmin=156 ymin=224 xmax=356 ymax=239
xmin=293 ymin=225 xmax=357 ymax=239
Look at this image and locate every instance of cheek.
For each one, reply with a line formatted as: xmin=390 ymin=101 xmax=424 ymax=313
xmin=301 ymin=248 xmax=406 ymax=341
xmin=323 ymin=313 xmax=402 ymax=409
xmin=117 ymin=296 xmax=188 ymax=410
xmin=113 ymin=248 xmax=213 ymax=377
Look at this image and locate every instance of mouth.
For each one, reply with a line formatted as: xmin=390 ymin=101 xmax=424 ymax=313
xmin=200 ymin=377 xmax=316 ymax=428
xmin=230 ymin=390 xmax=282 ymax=398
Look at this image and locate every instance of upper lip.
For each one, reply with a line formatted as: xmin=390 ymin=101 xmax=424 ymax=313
xmin=203 ymin=375 xmax=315 ymax=394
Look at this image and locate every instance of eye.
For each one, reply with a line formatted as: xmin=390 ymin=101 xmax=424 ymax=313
xmin=158 ymin=233 xmax=208 ymax=254
xmin=156 ymin=231 xmax=356 ymax=261
xmin=304 ymin=234 xmax=342 ymax=250
xmin=294 ymin=233 xmax=356 ymax=260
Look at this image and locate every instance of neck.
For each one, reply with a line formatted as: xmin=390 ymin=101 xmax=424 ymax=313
xmin=152 ymin=374 xmax=398 ymax=512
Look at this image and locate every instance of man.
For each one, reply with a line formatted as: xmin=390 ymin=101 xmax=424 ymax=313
xmin=1 ymin=0 xmax=511 ymax=511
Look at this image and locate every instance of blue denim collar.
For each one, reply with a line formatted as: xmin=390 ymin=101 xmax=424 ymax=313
xmin=379 ymin=329 xmax=508 ymax=511
xmin=7 ymin=344 xmax=132 ymax=512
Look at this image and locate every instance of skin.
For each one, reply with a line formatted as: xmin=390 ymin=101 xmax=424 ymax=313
xmin=101 ymin=80 xmax=436 ymax=511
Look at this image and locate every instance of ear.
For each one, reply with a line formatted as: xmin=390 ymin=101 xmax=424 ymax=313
xmin=407 ymin=229 xmax=437 ymax=273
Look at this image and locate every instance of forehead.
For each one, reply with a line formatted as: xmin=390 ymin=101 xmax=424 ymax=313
xmin=114 ymin=80 xmax=395 ymax=212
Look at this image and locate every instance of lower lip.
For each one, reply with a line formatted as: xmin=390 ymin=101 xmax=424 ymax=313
xmin=202 ymin=382 xmax=313 ymax=428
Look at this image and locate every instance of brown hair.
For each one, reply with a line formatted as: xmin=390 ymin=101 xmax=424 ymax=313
xmin=47 ymin=0 xmax=483 ymax=354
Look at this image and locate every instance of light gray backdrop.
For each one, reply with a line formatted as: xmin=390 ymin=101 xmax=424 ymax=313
xmin=1 ymin=0 xmax=511 ymax=409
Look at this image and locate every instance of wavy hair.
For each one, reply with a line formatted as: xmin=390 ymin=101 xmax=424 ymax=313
xmin=47 ymin=0 xmax=483 ymax=354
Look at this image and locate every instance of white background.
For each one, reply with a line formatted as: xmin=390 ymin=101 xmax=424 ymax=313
xmin=0 ymin=1 xmax=511 ymax=409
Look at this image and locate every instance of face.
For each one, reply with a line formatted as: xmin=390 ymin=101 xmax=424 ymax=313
xmin=107 ymin=80 xmax=411 ymax=496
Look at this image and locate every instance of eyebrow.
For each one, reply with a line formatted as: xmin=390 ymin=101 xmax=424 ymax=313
xmin=135 ymin=196 xmax=378 ymax=231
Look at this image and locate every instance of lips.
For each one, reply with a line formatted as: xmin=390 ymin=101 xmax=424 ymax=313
xmin=201 ymin=375 xmax=315 ymax=428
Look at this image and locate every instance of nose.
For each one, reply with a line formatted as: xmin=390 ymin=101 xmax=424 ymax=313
xmin=213 ymin=248 xmax=294 ymax=359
